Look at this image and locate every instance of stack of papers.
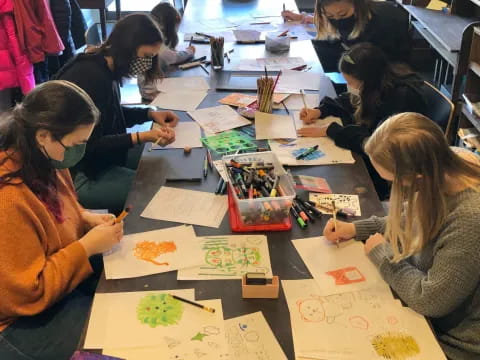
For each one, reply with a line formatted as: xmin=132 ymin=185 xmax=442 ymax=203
xmin=151 ymin=77 xmax=210 ymax=112
xmin=188 ymin=105 xmax=251 ymax=135
xmin=254 ymin=111 xmax=297 ymax=140
xmin=236 ymin=57 xmax=307 ymax=71
xmin=150 ymin=122 xmax=202 ymax=150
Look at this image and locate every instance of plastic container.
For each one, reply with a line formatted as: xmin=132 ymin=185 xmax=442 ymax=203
xmin=221 ymin=151 xmax=295 ymax=232
xmin=265 ymin=34 xmax=290 ymax=53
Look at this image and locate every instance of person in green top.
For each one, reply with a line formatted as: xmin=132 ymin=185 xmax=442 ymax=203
xmin=324 ymin=112 xmax=480 ymax=360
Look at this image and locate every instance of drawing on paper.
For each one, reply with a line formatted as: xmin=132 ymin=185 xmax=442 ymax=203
xmin=349 ymin=316 xmax=369 ymax=330
xmin=191 ymin=332 xmax=209 ymax=341
xmin=203 ymin=326 xmax=221 ymax=335
xmin=370 ymin=332 xmax=420 ymax=360
xmin=201 ymin=237 xmax=265 ymax=276
xmin=387 ymin=316 xmax=399 ymax=325
xmin=137 ymin=294 xmax=184 ymax=328
xmin=326 ymin=267 xmax=366 ymax=285
xmin=133 ymin=241 xmax=177 ymax=266
xmin=297 ymin=297 xmax=343 ymax=324
xmin=164 ymin=336 xmax=181 ymax=348
xmin=244 ymin=331 xmax=259 ymax=342
xmin=292 ymin=147 xmax=325 ymax=160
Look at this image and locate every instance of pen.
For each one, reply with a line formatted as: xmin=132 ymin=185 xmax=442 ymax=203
xmin=203 ymin=153 xmax=208 ymax=178
xmin=291 ymin=64 xmax=308 ymax=71
xmin=290 ymin=206 xmax=306 ymax=228
xmin=295 ymin=145 xmax=319 ymax=160
xmin=250 ymin=21 xmax=270 ymax=25
xmin=170 ymin=294 xmax=215 ymax=313
xmin=189 ymin=36 xmax=193 ymax=47
xmin=199 ymin=64 xmax=210 ymax=75
xmin=300 ymin=89 xmax=308 ymax=109
xmin=293 ymin=201 xmax=309 ymax=223
xmin=206 ymin=149 xmax=213 ymax=169
xmin=332 ymin=200 xmax=339 ymax=248
xmin=281 ymin=101 xmax=290 ymax=114
xmin=215 ymin=178 xmax=224 ymax=194
xmin=278 ymin=30 xmax=289 ymax=37
xmin=195 ymin=32 xmax=213 ymax=39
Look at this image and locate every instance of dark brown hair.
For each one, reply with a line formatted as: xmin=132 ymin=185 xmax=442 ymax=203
xmin=0 ymin=81 xmax=99 ymax=222
xmin=151 ymin=2 xmax=181 ymax=49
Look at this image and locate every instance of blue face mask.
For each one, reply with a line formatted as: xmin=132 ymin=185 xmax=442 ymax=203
xmin=47 ymin=140 xmax=87 ymax=169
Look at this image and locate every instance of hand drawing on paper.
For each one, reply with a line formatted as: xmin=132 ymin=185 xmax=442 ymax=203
xmin=370 ymin=332 xmax=420 ymax=360
xmin=349 ymin=316 xmax=369 ymax=330
xmin=133 ymin=241 xmax=177 ymax=266
xmin=297 ymin=297 xmax=344 ymax=324
xmin=326 ymin=266 xmax=366 ymax=285
xmin=137 ymin=294 xmax=184 ymax=328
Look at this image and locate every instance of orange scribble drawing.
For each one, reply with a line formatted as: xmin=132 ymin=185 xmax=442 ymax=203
xmin=326 ymin=266 xmax=366 ymax=285
xmin=134 ymin=241 xmax=177 ymax=265
xmin=349 ymin=315 xmax=369 ymax=330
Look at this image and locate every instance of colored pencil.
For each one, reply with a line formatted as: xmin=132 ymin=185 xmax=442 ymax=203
xmin=170 ymin=294 xmax=215 ymax=313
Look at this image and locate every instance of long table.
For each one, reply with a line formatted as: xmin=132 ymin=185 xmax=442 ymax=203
xmin=89 ymin=0 xmax=385 ymax=358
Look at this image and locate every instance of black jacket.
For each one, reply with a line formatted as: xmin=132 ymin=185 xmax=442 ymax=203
xmin=313 ymin=1 xmax=411 ymax=72
xmin=318 ymin=79 xmax=428 ymax=199
xmin=54 ymin=53 xmax=149 ymax=178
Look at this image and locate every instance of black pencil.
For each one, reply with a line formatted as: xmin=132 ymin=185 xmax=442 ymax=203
xmin=281 ymin=101 xmax=290 ymax=114
xmin=199 ymin=64 xmax=210 ymax=75
xmin=170 ymin=294 xmax=216 ymax=313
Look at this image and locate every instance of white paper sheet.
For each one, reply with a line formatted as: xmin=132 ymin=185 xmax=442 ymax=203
xmin=292 ymin=237 xmax=391 ymax=295
xmin=255 ymin=111 xmax=297 ymax=140
xmin=268 ymin=114 xmax=355 ymax=165
xmin=151 ymin=122 xmax=202 ymax=150
xmin=84 ymin=289 xmax=195 ymax=349
xmin=100 ymin=294 xmax=226 ymax=354
xmin=236 ymin=57 xmax=306 ymax=71
xmin=177 ymin=235 xmax=272 ymax=280
xmin=273 ymin=93 xmax=320 ymax=110
xmin=309 ymin=193 xmax=362 ymax=216
xmin=213 ymin=160 xmax=229 ymax=182
xmin=156 ymin=76 xmax=210 ymax=92
xmin=188 ymin=105 xmax=251 ymax=135
xmin=103 ymin=225 xmax=204 ymax=280
xmin=150 ymin=90 xmax=208 ymax=112
xmin=282 ymin=279 xmax=446 ymax=360
xmin=225 ymin=312 xmax=287 ymax=360
xmin=141 ymin=187 xmax=228 ymax=228
xmin=276 ymin=69 xmax=323 ymax=93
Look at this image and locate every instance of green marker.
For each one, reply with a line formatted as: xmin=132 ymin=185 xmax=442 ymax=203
xmin=295 ymin=145 xmax=319 ymax=160
xmin=290 ymin=207 xmax=306 ymax=228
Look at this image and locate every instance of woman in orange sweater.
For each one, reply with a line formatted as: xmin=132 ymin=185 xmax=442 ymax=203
xmin=0 ymin=81 xmax=123 ymax=360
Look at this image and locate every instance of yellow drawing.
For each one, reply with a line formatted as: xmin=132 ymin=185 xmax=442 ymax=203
xmin=371 ymin=332 xmax=420 ymax=360
xmin=134 ymin=241 xmax=177 ymax=265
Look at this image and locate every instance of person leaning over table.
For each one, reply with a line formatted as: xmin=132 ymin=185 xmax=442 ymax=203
xmin=324 ymin=112 xmax=480 ymax=360
xmin=138 ymin=1 xmax=196 ymax=100
xmin=0 ymin=81 xmax=124 ymax=360
xmin=298 ymin=43 xmax=428 ymax=200
xmin=54 ymin=14 xmax=177 ymax=214
xmin=283 ymin=0 xmax=411 ymax=72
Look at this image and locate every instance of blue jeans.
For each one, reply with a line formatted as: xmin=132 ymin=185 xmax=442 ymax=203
xmin=0 ymin=257 xmax=103 ymax=360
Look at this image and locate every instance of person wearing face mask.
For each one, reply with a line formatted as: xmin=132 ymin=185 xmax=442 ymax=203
xmin=138 ymin=2 xmax=196 ymax=100
xmin=0 ymin=81 xmax=124 ymax=360
xmin=323 ymin=113 xmax=480 ymax=360
xmin=298 ymin=43 xmax=428 ymax=199
xmin=55 ymin=14 xmax=177 ymax=214
xmin=308 ymin=0 xmax=410 ymax=72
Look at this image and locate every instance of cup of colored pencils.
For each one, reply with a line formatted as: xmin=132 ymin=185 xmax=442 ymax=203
xmin=210 ymin=36 xmax=224 ymax=71
xmin=257 ymin=73 xmax=274 ymax=113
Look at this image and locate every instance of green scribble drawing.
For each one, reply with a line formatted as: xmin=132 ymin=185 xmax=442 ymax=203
xmin=371 ymin=332 xmax=420 ymax=360
xmin=191 ymin=332 xmax=208 ymax=341
xmin=136 ymin=293 xmax=183 ymax=328
xmin=204 ymin=246 xmax=261 ymax=275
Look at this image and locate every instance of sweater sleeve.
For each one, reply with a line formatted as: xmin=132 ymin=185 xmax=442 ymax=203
xmin=326 ymin=123 xmax=371 ymax=153
xmin=354 ymin=216 xmax=387 ymax=242
xmin=367 ymin=214 xmax=480 ymax=318
xmin=122 ymin=106 xmax=150 ymax=128
xmin=159 ymin=46 xmax=194 ymax=66
xmin=137 ymin=74 xmax=158 ymax=101
xmin=0 ymin=190 xmax=92 ymax=318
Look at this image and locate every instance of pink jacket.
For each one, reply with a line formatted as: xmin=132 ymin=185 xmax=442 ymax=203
xmin=13 ymin=0 xmax=64 ymax=64
xmin=0 ymin=0 xmax=34 ymax=94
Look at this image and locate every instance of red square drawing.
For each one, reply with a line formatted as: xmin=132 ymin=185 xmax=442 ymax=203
xmin=326 ymin=266 xmax=366 ymax=285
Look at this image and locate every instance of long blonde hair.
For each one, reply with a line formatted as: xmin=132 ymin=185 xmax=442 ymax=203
xmin=314 ymin=0 xmax=371 ymax=40
xmin=365 ymin=113 xmax=480 ymax=262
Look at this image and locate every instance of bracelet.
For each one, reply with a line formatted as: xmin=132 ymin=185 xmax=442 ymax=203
xmin=136 ymin=132 xmax=141 ymax=144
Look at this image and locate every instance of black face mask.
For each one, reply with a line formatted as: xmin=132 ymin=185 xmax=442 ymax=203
xmin=329 ymin=15 xmax=355 ymax=38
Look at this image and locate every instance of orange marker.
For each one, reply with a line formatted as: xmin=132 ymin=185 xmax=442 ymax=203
xmin=115 ymin=205 xmax=132 ymax=223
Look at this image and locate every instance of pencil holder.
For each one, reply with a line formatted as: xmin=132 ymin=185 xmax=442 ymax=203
xmin=257 ymin=77 xmax=274 ymax=113
xmin=210 ymin=37 xmax=224 ymax=71
xmin=242 ymin=275 xmax=280 ymax=299
xmin=265 ymin=33 xmax=290 ymax=53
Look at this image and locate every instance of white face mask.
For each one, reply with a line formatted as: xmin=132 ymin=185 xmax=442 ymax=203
xmin=347 ymin=84 xmax=360 ymax=97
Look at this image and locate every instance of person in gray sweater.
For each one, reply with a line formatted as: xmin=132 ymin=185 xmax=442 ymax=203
xmin=323 ymin=112 xmax=480 ymax=360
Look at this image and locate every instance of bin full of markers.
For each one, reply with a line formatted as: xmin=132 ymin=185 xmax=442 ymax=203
xmin=210 ymin=36 xmax=224 ymax=71
xmin=221 ymin=152 xmax=295 ymax=231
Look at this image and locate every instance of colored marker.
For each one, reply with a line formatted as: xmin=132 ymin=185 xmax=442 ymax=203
xmin=293 ymin=201 xmax=309 ymax=223
xmin=290 ymin=206 xmax=306 ymax=228
xmin=206 ymin=149 xmax=213 ymax=169
xmin=115 ymin=205 xmax=131 ymax=223
xmin=295 ymin=145 xmax=319 ymax=160
xmin=215 ymin=178 xmax=224 ymax=194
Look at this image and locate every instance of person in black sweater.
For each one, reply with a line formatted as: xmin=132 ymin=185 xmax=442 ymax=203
xmin=55 ymin=14 xmax=177 ymax=213
xmin=283 ymin=0 xmax=411 ymax=72
xmin=298 ymin=43 xmax=428 ymax=199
